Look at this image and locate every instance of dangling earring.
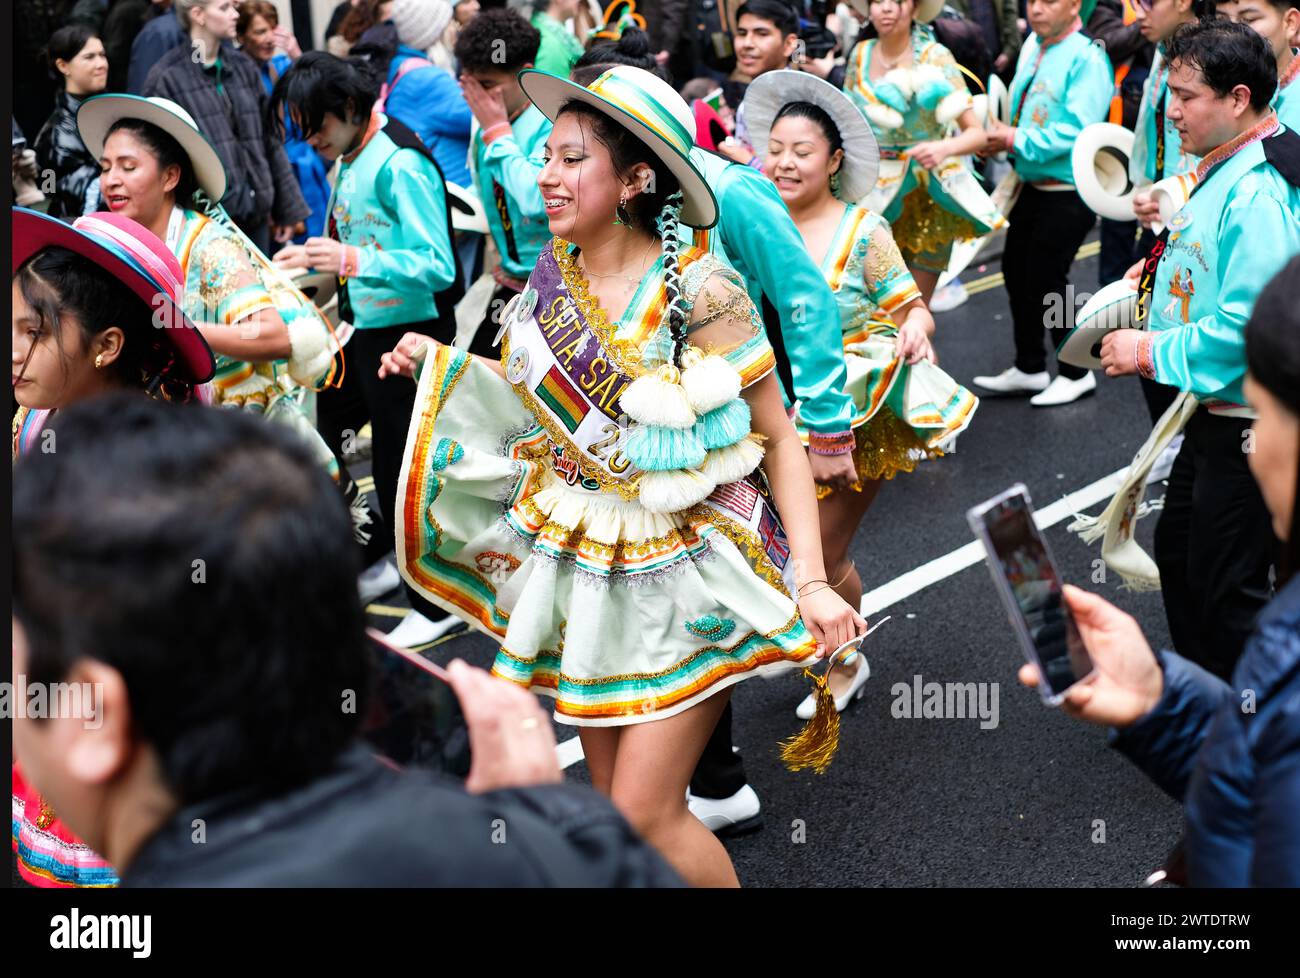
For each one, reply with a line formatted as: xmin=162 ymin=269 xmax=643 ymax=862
xmin=613 ymin=191 xmax=632 ymax=227
xmin=829 ymin=170 xmax=841 ymax=196
xmin=94 ymin=354 xmax=105 ymax=369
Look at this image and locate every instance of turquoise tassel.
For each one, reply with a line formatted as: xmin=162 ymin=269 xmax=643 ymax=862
xmin=916 ymin=78 xmax=953 ymax=111
xmin=694 ymin=398 xmax=751 ymax=450
xmin=874 ymin=82 xmax=908 ymax=115
xmin=626 ymin=424 xmax=706 ymax=471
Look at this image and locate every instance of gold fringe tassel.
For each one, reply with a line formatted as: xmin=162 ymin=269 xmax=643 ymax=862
xmin=779 ymin=667 xmax=841 ymax=774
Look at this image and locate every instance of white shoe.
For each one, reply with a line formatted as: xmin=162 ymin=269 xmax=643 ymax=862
xmin=794 ymin=653 xmax=871 ymax=720
xmin=930 ymin=279 xmax=969 ymax=313
xmin=687 ymin=784 xmax=762 ymax=836
xmin=1146 ymin=433 xmax=1184 ymax=484
xmin=972 ymin=366 xmax=1050 ymax=394
xmin=1029 ymin=371 xmax=1097 ymax=407
xmin=385 ymin=610 xmax=465 ymax=648
xmin=358 ymin=558 xmax=401 ymax=604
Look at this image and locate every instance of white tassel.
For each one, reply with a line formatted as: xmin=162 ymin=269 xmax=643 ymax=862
xmin=882 ymin=68 xmax=914 ymax=98
xmin=620 ymin=364 xmax=696 ymax=429
xmin=910 ymin=64 xmax=945 ymax=89
xmin=701 ymin=436 xmax=764 ymax=486
xmin=865 ymin=103 xmax=904 ymax=131
xmin=936 ymin=90 xmax=971 ymax=128
xmin=638 ymin=468 xmax=716 ymax=514
xmin=286 ymin=316 xmax=333 ymax=387
xmin=1066 ymin=511 xmax=1106 ymax=545
xmin=679 ymin=347 xmax=741 ymax=414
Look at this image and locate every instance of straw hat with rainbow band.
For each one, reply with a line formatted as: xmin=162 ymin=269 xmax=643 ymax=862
xmin=13 ymin=207 xmax=216 ymax=387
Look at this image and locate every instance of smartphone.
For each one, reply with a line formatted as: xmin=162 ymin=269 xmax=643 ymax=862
xmin=967 ymin=484 xmax=1094 ymax=704
xmin=362 ymin=627 xmax=471 ymax=777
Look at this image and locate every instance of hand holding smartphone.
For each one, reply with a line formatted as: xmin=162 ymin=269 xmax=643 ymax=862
xmin=968 ymin=485 xmax=1095 ymax=704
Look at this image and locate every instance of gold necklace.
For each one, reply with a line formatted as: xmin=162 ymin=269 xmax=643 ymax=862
xmin=578 ymin=237 xmax=658 ymax=286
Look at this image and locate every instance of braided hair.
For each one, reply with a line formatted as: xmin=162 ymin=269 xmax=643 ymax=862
xmin=655 ymin=191 xmax=690 ymax=364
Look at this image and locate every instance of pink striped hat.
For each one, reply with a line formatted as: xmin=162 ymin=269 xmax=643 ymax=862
xmin=13 ymin=208 xmax=215 ymax=384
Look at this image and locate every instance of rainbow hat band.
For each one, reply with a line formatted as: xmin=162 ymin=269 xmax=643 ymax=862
xmin=13 ymin=208 xmax=215 ymax=384
xmin=519 ymin=66 xmax=719 ymax=229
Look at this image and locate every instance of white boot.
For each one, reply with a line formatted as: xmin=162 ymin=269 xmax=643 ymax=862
xmin=972 ymin=366 xmax=1050 ymax=394
xmin=385 ymin=610 xmax=464 ymax=648
xmin=1029 ymin=371 xmax=1097 ymax=407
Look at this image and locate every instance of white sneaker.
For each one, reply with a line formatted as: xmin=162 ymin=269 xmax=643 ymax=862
xmin=930 ymin=279 xmax=969 ymax=313
xmin=972 ymin=366 xmax=1050 ymax=394
xmin=687 ymin=784 xmax=762 ymax=836
xmin=1146 ymin=433 xmax=1184 ymax=484
xmin=385 ymin=610 xmax=465 ymax=648
xmin=358 ymin=558 xmax=400 ymax=604
xmin=1029 ymin=371 xmax=1097 ymax=407
xmin=794 ymin=653 xmax=871 ymax=720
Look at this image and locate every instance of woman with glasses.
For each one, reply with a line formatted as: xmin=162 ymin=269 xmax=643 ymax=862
xmin=842 ymin=0 xmax=1006 ymax=304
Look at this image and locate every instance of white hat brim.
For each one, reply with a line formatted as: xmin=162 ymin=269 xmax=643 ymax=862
xmin=1057 ymin=279 xmax=1140 ymax=370
xmin=987 ymin=74 xmax=1010 ymax=125
xmin=742 ymin=70 xmax=880 ymax=202
xmin=77 ymin=94 xmax=227 ymax=203
xmin=284 ymin=267 xmax=338 ymax=308
xmin=1072 ymin=123 xmax=1137 ymax=223
xmin=518 ymin=69 xmax=718 ymax=229
xmin=847 ymin=0 xmax=943 ymax=22
xmin=446 ymin=181 xmax=490 ymax=235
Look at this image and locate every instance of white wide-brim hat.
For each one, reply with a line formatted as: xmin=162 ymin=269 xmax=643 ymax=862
xmin=742 ymin=70 xmax=881 ymax=202
xmin=447 ymin=181 xmax=489 ymax=235
xmin=1057 ymin=279 xmax=1140 ymax=370
xmin=284 ymin=267 xmax=338 ymax=308
xmin=846 ymin=0 xmax=944 ymax=23
xmin=78 ymin=94 xmax=227 ymax=203
xmin=1072 ymin=123 xmax=1137 ymax=222
xmin=519 ymin=66 xmax=718 ymax=229
xmin=986 ymin=73 xmax=1010 ymax=125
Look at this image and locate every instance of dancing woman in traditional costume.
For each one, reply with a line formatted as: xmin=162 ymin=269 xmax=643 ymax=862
xmin=842 ymin=0 xmax=1006 ymax=302
xmin=744 ymin=71 xmax=979 ymax=715
xmin=379 ymin=66 xmax=866 ymax=887
xmin=12 ymin=209 xmax=216 ymax=887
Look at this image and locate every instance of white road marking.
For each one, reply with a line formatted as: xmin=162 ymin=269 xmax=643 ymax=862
xmin=556 ymin=466 xmax=1130 ymax=770
xmin=860 ymin=467 xmax=1127 ymax=617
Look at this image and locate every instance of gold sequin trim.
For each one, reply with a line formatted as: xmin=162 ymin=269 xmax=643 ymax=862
xmin=815 ymin=406 xmax=942 ymax=498
xmin=892 ymin=181 xmax=980 ymax=260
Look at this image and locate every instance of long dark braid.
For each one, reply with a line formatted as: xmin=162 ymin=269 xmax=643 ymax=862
xmin=655 ymin=191 xmax=688 ymax=365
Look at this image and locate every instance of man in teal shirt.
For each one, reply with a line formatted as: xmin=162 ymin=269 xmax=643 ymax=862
xmin=456 ymin=8 xmax=553 ymax=355
xmin=975 ymin=0 xmax=1113 ymax=407
xmin=1099 ymin=20 xmax=1300 ymax=679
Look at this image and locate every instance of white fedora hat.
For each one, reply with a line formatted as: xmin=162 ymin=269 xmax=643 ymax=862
xmin=519 ymin=66 xmax=718 ymax=229
xmin=78 ymin=94 xmax=227 ymax=203
xmin=1057 ymin=279 xmax=1140 ymax=370
xmin=1149 ymin=172 xmax=1199 ymax=235
xmin=986 ymin=72 xmax=1010 ymax=125
xmin=742 ymin=70 xmax=881 ymax=202
xmin=1072 ymin=123 xmax=1137 ymax=222
xmin=846 ymin=0 xmax=944 ymax=23
xmin=447 ymin=181 xmax=489 ymax=235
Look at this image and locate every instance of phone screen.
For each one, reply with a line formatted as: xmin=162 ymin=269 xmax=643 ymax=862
xmin=978 ymin=492 xmax=1091 ymax=699
xmin=361 ymin=634 xmax=471 ymax=778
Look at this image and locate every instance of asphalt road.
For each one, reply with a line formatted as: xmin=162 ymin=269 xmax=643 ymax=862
xmin=361 ymin=230 xmax=1186 ymax=887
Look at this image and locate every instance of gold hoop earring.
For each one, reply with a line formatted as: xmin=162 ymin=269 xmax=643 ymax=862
xmin=612 ymin=192 xmax=632 ymax=227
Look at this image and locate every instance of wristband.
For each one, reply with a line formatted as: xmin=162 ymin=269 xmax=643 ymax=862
xmin=808 ymin=430 xmax=856 ymax=456
xmin=482 ymin=122 xmax=511 ymax=145
xmin=340 ymin=244 xmax=361 ymax=279
xmin=1136 ymin=334 xmax=1156 ymax=380
xmin=797 ymin=578 xmax=829 ymax=594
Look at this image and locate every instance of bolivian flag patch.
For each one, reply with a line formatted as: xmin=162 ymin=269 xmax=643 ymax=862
xmin=535 ymin=364 xmax=589 ymax=433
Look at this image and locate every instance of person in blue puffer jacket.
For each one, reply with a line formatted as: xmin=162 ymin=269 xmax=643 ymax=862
xmin=1020 ymin=256 xmax=1300 ymax=887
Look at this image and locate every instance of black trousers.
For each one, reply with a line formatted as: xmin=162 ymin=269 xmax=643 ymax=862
xmin=1099 ymin=217 xmax=1141 ymax=287
xmin=317 ymin=320 xmax=454 ymax=622
xmin=1153 ymin=409 xmax=1277 ymax=680
xmin=690 ymin=701 xmax=747 ymax=799
xmin=1002 ymin=186 xmax=1096 ymax=379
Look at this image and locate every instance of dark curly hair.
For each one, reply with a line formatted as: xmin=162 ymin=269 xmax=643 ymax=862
xmin=1165 ymin=18 xmax=1276 ymax=111
xmin=454 ymin=8 xmax=541 ymax=73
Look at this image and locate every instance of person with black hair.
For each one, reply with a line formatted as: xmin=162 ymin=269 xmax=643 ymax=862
xmin=11 ymin=208 xmax=215 ymax=887
xmin=12 ymin=393 xmax=682 ymax=887
xmin=141 ymin=0 xmax=310 ymax=252
xmin=378 ymin=65 xmax=865 ymax=886
xmin=843 ymin=0 xmax=1009 ymax=305
xmin=734 ymin=0 xmax=802 ymax=81
xmin=1020 ymin=256 xmax=1300 ymax=886
xmin=1220 ymin=0 xmax=1300 ymax=128
xmin=270 ymin=50 xmax=465 ymax=649
xmin=1088 ymin=18 xmax=1300 ymax=680
xmin=454 ymin=9 xmax=552 ymax=362
xmin=33 ymin=25 xmax=108 ymax=221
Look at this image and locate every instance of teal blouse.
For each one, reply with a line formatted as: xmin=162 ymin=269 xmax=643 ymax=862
xmin=471 ymin=104 xmax=553 ymax=281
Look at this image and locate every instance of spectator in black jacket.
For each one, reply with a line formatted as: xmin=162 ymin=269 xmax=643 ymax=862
xmin=946 ymin=0 xmax=1023 ymax=77
xmin=12 ymin=394 xmax=682 ymax=888
xmin=142 ymin=0 xmax=308 ymax=251
xmin=34 ymin=25 xmax=109 ymax=221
